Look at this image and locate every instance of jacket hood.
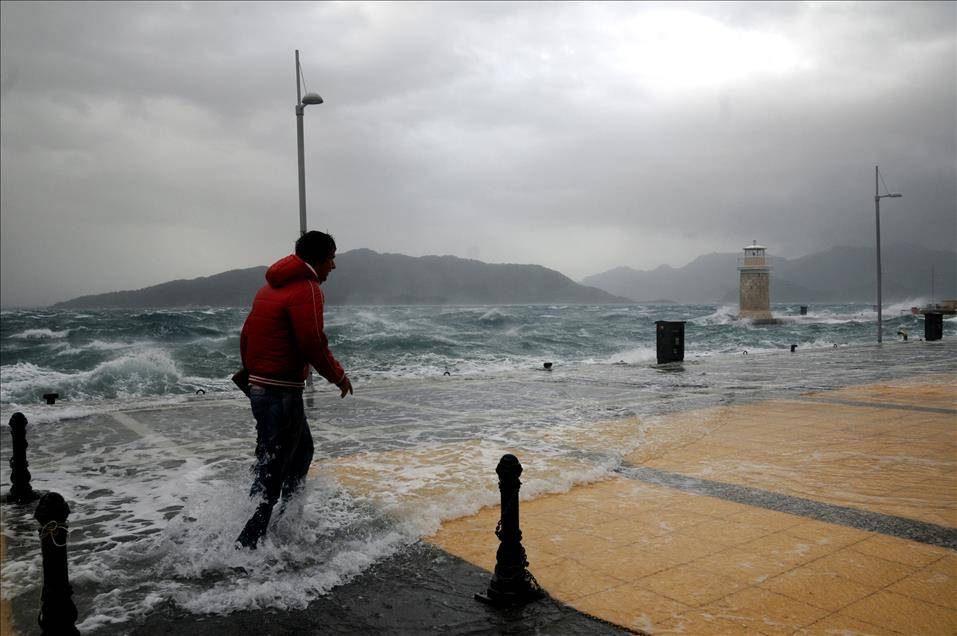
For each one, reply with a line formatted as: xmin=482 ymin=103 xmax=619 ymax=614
xmin=265 ymin=254 xmax=317 ymax=288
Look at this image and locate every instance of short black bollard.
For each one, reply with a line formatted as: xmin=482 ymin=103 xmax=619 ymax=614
xmin=7 ymin=412 xmax=39 ymax=505
xmin=790 ymin=344 xmax=797 ymax=352
xmin=42 ymin=393 xmax=58 ymax=405
xmin=34 ymin=492 xmax=80 ymax=635
xmin=475 ymin=454 xmax=544 ymax=607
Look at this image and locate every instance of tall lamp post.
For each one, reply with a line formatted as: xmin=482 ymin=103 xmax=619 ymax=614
xmin=296 ymin=50 xmax=323 ymax=236
xmin=874 ymin=165 xmax=902 ymax=343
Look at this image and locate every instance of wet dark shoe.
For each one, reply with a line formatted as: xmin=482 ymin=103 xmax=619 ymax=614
xmin=235 ymin=503 xmax=272 ymax=549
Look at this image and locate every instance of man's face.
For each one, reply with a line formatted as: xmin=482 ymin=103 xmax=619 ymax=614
xmin=315 ymin=251 xmax=336 ymax=283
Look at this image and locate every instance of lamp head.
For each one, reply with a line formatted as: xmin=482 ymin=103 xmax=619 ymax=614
xmin=302 ymin=92 xmax=324 ymax=106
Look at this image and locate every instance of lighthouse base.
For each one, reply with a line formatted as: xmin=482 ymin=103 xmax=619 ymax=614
xmin=738 ymin=310 xmax=780 ymax=325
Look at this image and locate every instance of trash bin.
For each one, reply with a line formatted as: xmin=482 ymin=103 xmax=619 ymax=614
xmin=799 ymin=305 xmax=808 ymax=316
xmin=925 ymin=312 xmax=944 ymax=341
xmin=655 ymin=321 xmax=686 ymax=364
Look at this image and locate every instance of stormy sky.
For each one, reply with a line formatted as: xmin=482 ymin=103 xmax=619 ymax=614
xmin=1 ymin=2 xmax=954 ymax=307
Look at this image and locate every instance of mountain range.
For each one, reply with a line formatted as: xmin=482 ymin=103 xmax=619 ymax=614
xmin=581 ymin=243 xmax=956 ymax=304
xmin=52 ymin=243 xmax=955 ymax=309
xmin=53 ymin=249 xmax=630 ymax=308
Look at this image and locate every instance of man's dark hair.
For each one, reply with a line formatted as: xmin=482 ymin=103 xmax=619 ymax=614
xmin=295 ymin=231 xmax=336 ymax=267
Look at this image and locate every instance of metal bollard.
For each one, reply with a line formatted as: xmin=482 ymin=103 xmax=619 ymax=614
xmin=34 ymin=492 xmax=80 ymax=636
xmin=6 ymin=412 xmax=39 ymax=505
xmin=475 ymin=454 xmax=544 ymax=607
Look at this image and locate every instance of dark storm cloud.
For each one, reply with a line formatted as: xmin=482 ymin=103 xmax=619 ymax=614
xmin=1 ymin=1 xmax=954 ymax=306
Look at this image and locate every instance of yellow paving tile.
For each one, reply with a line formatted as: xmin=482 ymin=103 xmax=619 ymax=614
xmin=739 ymin=529 xmax=844 ymax=567
xmin=580 ymin=515 xmax=676 ymax=545
xmin=692 ymin=547 xmax=796 ymax=585
xmin=808 ymin=378 xmax=957 ymax=410
xmin=534 ymin=504 xmax=623 ymax=532
xmin=759 ymin=565 xmax=875 ymax=611
xmin=798 ymin=613 xmax=904 ymax=635
xmin=643 ymin=531 xmax=726 ymax=565
xmin=634 ymin=562 xmax=748 ymax=607
xmin=842 ymin=590 xmax=957 ymax=635
xmin=701 ymin=586 xmax=830 ymax=635
xmin=521 ymin=512 xmax=567 ymax=539
xmin=531 ymin=558 xmax=624 ymax=602
xmin=680 ymin=517 xmax=774 ymax=547
xmin=725 ymin=509 xmax=804 ymax=533
xmin=572 ymin=584 xmax=692 ymax=634
xmin=569 ymin=480 xmax=678 ymax=513
xmin=804 ymin=549 xmax=917 ymax=589
xmin=656 ymin=609 xmax=760 ymax=635
xmin=624 ymin=507 xmax=716 ymax=534
xmin=588 ymin=545 xmax=688 ymax=582
xmin=665 ymin=494 xmax=753 ymax=519
xmin=849 ymin=534 xmax=952 ymax=568
xmin=784 ymin=520 xmax=873 ymax=549
xmin=928 ymin=553 xmax=957 ymax=575
xmin=887 ymin=565 xmax=957 ymax=610
xmin=534 ymin=528 xmax=623 ymax=559
xmin=521 ymin=491 xmax=585 ymax=514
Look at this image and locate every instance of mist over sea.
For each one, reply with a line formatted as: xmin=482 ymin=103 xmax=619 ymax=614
xmin=2 ymin=301 xmax=949 ymax=409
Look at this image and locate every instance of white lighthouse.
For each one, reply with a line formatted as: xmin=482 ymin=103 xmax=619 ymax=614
xmin=738 ymin=241 xmax=774 ymax=322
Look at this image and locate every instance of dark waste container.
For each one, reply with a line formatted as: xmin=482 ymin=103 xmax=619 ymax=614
xmin=925 ymin=312 xmax=944 ymax=341
xmin=799 ymin=305 xmax=808 ymax=316
xmin=655 ymin=321 xmax=686 ymax=364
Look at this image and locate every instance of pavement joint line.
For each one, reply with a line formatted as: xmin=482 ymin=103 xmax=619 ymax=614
xmin=617 ymin=464 xmax=957 ymax=551
xmin=795 ymin=396 xmax=957 ymax=415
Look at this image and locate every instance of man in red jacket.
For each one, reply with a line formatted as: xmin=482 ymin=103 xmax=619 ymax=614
xmin=236 ymin=230 xmax=353 ymax=549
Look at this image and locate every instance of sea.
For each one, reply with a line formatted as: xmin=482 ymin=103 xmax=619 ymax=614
xmin=1 ymin=301 xmax=954 ymax=633
xmin=1 ymin=301 xmax=946 ymax=408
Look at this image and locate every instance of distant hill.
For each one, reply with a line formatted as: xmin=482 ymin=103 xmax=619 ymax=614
xmin=581 ymin=243 xmax=957 ymax=304
xmin=52 ymin=249 xmax=631 ymax=308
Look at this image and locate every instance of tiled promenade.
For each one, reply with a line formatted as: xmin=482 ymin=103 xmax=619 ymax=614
xmin=429 ymin=374 xmax=957 ymax=634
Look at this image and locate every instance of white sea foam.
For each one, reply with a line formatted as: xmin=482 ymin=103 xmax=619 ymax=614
xmin=690 ymin=305 xmax=738 ymax=325
xmin=0 ymin=348 xmax=185 ymax=404
xmin=479 ymin=308 xmax=510 ymax=323
xmin=601 ymin=346 xmax=658 ymax=364
xmin=11 ymin=328 xmax=71 ymax=339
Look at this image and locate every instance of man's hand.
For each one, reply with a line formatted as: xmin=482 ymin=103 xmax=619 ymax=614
xmin=338 ymin=375 xmax=353 ymax=398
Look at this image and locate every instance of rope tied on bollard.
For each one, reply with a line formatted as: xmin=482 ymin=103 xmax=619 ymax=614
xmin=34 ymin=492 xmax=80 ymax=636
xmin=39 ymin=520 xmax=69 ymax=547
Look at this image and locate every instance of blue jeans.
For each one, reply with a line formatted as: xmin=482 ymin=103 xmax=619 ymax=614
xmin=237 ymin=384 xmax=313 ymax=547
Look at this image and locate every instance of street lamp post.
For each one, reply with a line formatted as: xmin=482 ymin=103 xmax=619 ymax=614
xmin=296 ymin=50 xmax=323 ymax=236
xmin=874 ymin=165 xmax=902 ymax=344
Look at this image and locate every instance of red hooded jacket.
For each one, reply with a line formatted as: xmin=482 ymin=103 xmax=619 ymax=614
xmin=240 ymin=254 xmax=345 ymax=389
